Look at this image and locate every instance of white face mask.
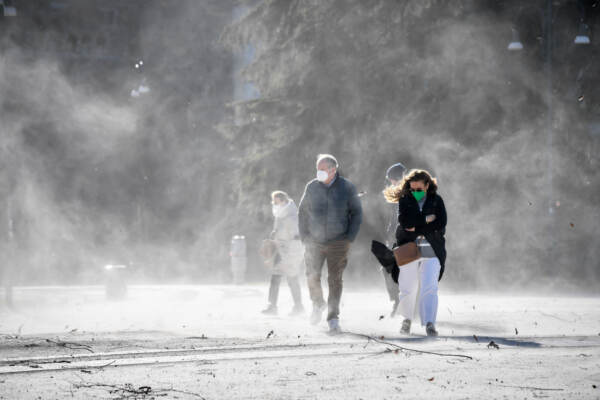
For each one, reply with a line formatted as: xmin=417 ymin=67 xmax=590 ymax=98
xmin=316 ymin=170 xmax=329 ymax=182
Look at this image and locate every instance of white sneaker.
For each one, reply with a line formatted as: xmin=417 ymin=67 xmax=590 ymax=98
xmin=288 ymin=304 xmax=305 ymax=317
xmin=310 ymin=304 xmax=325 ymax=325
xmin=328 ymin=318 xmax=342 ymax=335
xmin=261 ymin=305 xmax=278 ymax=315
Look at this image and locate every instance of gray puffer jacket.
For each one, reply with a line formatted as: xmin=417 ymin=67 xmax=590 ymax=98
xmin=298 ymin=174 xmax=363 ymax=244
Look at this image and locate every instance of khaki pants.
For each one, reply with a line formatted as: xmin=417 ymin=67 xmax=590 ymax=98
xmin=304 ymin=240 xmax=350 ymax=321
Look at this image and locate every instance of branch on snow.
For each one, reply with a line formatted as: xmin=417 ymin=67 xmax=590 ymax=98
xmin=345 ymin=331 xmax=473 ymax=360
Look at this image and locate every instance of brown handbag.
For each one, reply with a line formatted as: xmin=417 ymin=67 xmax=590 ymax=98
xmin=259 ymin=239 xmax=278 ymax=270
xmin=393 ymin=242 xmax=421 ymax=267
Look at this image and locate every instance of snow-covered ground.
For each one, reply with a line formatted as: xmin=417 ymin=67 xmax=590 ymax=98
xmin=0 ymin=284 xmax=599 ymax=399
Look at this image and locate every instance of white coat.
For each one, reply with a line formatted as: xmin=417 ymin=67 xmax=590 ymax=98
xmin=271 ymin=200 xmax=303 ymax=277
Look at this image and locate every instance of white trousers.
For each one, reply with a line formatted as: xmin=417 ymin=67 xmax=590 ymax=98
xmin=396 ymin=257 xmax=441 ymax=326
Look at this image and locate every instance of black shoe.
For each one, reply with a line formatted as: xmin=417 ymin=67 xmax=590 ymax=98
xmin=261 ymin=305 xmax=278 ymax=315
xmin=400 ymin=318 xmax=411 ymax=334
xmin=426 ymin=322 xmax=438 ymax=337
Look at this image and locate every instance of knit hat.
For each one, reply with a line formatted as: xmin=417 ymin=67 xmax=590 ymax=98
xmin=385 ymin=162 xmax=407 ymax=181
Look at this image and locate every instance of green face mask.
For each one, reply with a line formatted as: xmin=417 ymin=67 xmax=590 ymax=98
xmin=412 ymin=190 xmax=426 ymax=202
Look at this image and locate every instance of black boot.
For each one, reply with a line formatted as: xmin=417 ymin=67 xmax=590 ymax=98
xmin=400 ymin=319 xmax=411 ymax=334
xmin=426 ymin=322 xmax=438 ymax=337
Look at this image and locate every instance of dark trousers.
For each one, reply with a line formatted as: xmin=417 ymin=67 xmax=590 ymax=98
xmin=268 ymin=274 xmax=302 ymax=307
xmin=304 ymin=240 xmax=350 ymax=321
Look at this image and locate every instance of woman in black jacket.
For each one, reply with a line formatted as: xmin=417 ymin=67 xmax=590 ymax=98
xmin=383 ymin=169 xmax=447 ymax=337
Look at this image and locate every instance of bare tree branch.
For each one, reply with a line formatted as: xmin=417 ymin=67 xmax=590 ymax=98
xmin=344 ymin=331 xmax=473 ymax=360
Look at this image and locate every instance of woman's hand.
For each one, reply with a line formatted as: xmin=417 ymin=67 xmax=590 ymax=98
xmin=425 ymin=214 xmax=436 ymax=224
xmin=405 ymin=227 xmax=415 ymax=232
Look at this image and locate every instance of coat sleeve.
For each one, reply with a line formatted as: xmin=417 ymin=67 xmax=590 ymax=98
xmin=399 ymin=195 xmax=424 ymax=229
xmin=289 ymin=202 xmax=300 ymax=238
xmin=417 ymin=195 xmax=447 ymax=234
xmin=395 ymin=221 xmax=418 ymax=246
xmin=345 ymin=183 xmax=363 ymax=242
xmin=298 ymin=183 xmax=311 ymax=242
xmin=271 ymin=213 xmax=280 ymax=239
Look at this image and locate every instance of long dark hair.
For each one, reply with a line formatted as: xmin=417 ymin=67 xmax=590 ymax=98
xmin=383 ymin=169 xmax=438 ymax=203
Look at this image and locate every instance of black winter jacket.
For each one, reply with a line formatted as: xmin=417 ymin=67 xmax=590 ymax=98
xmin=395 ymin=193 xmax=447 ymax=280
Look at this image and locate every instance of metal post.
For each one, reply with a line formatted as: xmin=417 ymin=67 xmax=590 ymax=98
xmin=5 ymin=197 xmax=14 ymax=307
xmin=544 ymin=0 xmax=555 ymax=264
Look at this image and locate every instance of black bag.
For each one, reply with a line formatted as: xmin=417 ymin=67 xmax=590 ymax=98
xmin=371 ymin=240 xmax=400 ymax=283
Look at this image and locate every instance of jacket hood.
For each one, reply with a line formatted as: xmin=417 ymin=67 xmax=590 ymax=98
xmin=274 ymin=199 xmax=298 ymax=219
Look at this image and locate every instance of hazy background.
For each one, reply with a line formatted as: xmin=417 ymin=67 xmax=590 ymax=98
xmin=0 ymin=0 xmax=598 ymax=293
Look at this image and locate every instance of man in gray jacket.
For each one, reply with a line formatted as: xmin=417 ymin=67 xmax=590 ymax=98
xmin=298 ymin=154 xmax=362 ymax=334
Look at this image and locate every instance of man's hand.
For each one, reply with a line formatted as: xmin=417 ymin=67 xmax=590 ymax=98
xmin=425 ymin=214 xmax=436 ymax=224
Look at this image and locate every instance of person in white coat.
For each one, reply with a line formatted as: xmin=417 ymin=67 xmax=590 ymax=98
xmin=261 ymin=191 xmax=304 ymax=316
xmin=381 ymin=163 xmax=407 ymax=317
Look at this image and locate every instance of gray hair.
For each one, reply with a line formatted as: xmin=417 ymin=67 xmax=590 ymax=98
xmin=316 ymin=154 xmax=338 ymax=169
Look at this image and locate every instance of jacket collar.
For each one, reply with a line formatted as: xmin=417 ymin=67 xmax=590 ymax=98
xmin=320 ymin=172 xmax=339 ymax=188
